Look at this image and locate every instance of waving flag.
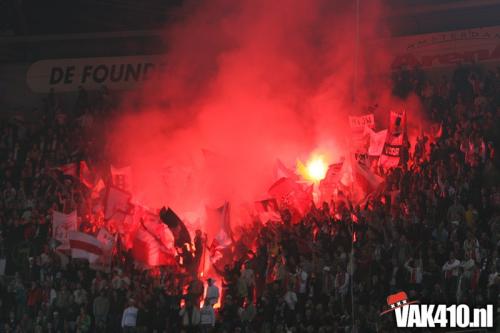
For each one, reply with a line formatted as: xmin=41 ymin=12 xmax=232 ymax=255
xmin=206 ymin=202 xmax=233 ymax=246
xmin=349 ymin=114 xmax=374 ymax=153
xmin=273 ymin=159 xmax=298 ymax=181
xmin=379 ymin=134 xmax=403 ymax=169
xmin=132 ymin=225 xmax=176 ymax=267
xmin=110 ymin=165 xmax=133 ymax=193
xmin=368 ymin=129 xmax=388 ymax=156
xmin=269 ymin=178 xmax=312 ymax=216
xmin=79 ymin=161 xmax=94 ymax=188
xmin=52 ymin=210 xmax=78 ymax=250
xmin=319 ymin=161 xmax=344 ymax=202
xmin=206 ymin=202 xmax=233 ymax=270
xmin=268 ymin=177 xmax=302 ymax=201
xmin=97 ymin=228 xmax=115 ymax=253
xmin=159 ymin=207 xmax=191 ymax=249
xmin=104 ymin=186 xmax=132 ymax=222
xmin=69 ymin=231 xmax=103 ymax=263
xmin=379 ymin=110 xmax=406 ymax=169
xmin=255 ymin=199 xmax=281 ymax=223
xmin=90 ymin=228 xmax=115 ymax=272
xmin=141 ymin=208 xmax=175 ymax=249
xmin=389 ymin=110 xmax=407 ymax=137
xmin=353 ymin=158 xmax=383 ymax=192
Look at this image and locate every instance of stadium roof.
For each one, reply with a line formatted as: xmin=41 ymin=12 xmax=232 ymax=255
xmin=1 ymin=0 xmax=500 ymax=37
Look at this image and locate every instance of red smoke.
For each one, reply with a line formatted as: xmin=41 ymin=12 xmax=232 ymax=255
xmin=105 ymin=0 xmax=403 ymax=235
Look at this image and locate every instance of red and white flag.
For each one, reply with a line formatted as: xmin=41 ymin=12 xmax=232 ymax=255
xmin=319 ymin=162 xmax=344 ymax=202
xmin=353 ymin=157 xmax=384 ymax=192
xmin=140 ymin=208 xmax=175 ymax=250
xmin=349 ymin=114 xmax=375 ymax=153
xmin=368 ymin=129 xmax=388 ymax=156
xmin=268 ymin=178 xmax=312 ymax=216
xmin=104 ymin=186 xmax=132 ymax=222
xmin=52 ymin=210 xmax=78 ymax=250
xmin=349 ymin=114 xmax=375 ymax=131
xmin=132 ymin=226 xmax=176 ymax=267
xmin=389 ymin=110 xmax=406 ymax=137
xmin=97 ymin=228 xmax=115 ymax=253
xmin=69 ymin=231 xmax=103 ymax=263
xmin=379 ymin=134 xmax=403 ymax=169
xmin=91 ymin=228 xmax=115 ymax=271
xmin=206 ymin=202 xmax=233 ymax=248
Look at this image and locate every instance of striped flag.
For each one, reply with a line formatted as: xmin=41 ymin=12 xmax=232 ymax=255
xmin=69 ymin=231 xmax=103 ymax=263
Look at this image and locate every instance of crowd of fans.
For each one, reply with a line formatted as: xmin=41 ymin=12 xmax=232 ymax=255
xmin=0 ymin=63 xmax=499 ymax=333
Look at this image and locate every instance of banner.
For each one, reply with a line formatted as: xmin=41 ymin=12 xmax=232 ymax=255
xmin=368 ymin=129 xmax=388 ymax=156
xmin=26 ymin=55 xmax=166 ymax=93
xmin=52 ymin=210 xmax=78 ymax=250
xmin=389 ymin=110 xmax=406 ymax=139
xmin=348 ymin=114 xmax=374 ymax=154
xmin=379 ymin=26 xmax=500 ymax=70
xmin=348 ymin=114 xmax=375 ymax=130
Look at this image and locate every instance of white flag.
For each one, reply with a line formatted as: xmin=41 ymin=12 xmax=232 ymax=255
xmin=368 ymin=129 xmax=388 ymax=156
xmin=52 ymin=210 xmax=77 ymax=250
xmin=110 ymin=165 xmax=133 ymax=193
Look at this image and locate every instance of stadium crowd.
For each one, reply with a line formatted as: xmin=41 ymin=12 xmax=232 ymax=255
xmin=0 ymin=64 xmax=500 ymax=333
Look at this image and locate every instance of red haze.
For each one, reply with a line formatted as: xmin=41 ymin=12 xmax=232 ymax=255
xmin=105 ymin=0 xmax=399 ymax=234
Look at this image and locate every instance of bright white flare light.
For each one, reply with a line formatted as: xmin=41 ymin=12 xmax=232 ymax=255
xmin=306 ymin=156 xmax=327 ymax=182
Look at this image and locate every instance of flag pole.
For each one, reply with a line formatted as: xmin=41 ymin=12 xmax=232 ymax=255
xmin=201 ymin=233 xmax=207 ymax=278
xmin=350 ymin=0 xmax=360 ymax=328
xmin=352 ymin=0 xmax=360 ymax=104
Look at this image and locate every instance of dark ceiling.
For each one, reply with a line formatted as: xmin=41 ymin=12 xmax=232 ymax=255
xmin=1 ymin=0 xmax=500 ymax=37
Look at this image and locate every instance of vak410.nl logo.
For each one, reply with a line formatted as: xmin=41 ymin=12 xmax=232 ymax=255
xmin=380 ymin=291 xmax=494 ymax=328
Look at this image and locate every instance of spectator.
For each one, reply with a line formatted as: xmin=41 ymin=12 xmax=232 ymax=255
xmin=205 ymin=278 xmax=219 ymax=306
xmin=93 ymin=290 xmax=109 ymax=332
xmin=179 ymin=299 xmax=201 ymax=333
xmin=121 ymin=299 xmax=138 ymax=333
xmin=76 ymin=307 xmax=91 ymax=333
xmin=199 ymin=299 xmax=215 ymax=333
